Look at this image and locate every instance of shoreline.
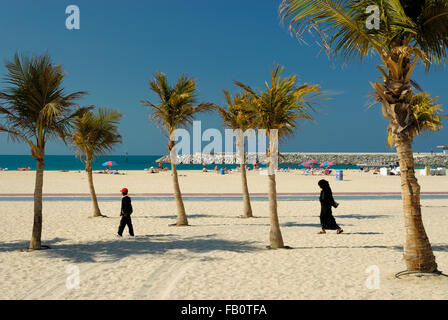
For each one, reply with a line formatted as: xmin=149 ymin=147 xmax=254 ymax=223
xmin=2 ymin=153 xmax=448 ymax=172
xmin=0 ymin=164 xmax=441 ymax=172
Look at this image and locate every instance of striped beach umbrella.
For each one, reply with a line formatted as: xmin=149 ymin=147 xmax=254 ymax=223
xmin=302 ymin=162 xmax=312 ymax=167
xmin=102 ymin=161 xmax=118 ymax=167
xmin=302 ymin=160 xmax=318 ymax=167
xmin=320 ymin=161 xmax=334 ymax=167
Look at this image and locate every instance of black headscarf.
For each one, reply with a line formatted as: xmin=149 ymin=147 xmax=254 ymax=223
xmin=318 ymin=179 xmax=334 ymax=204
xmin=318 ymin=179 xmax=332 ymax=192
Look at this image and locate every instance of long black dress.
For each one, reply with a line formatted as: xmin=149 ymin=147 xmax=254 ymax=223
xmin=319 ymin=189 xmax=340 ymax=230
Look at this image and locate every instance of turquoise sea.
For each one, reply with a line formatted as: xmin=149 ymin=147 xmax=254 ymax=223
xmin=0 ymin=155 xmax=365 ymax=171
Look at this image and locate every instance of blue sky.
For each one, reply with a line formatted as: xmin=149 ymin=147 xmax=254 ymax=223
xmin=0 ymin=0 xmax=447 ymax=155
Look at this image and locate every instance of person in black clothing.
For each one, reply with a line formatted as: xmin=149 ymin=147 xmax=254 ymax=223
xmin=318 ymin=179 xmax=343 ymax=234
xmin=117 ymin=187 xmax=134 ymax=237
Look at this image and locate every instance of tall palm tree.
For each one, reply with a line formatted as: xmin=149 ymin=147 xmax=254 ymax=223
xmin=71 ymin=107 xmax=123 ymax=217
xmin=140 ymin=72 xmax=214 ymax=226
xmin=236 ymin=65 xmax=324 ymax=248
xmin=217 ymin=91 xmax=257 ymax=218
xmin=280 ymin=0 xmax=448 ymax=272
xmin=0 ymin=53 xmax=88 ymax=250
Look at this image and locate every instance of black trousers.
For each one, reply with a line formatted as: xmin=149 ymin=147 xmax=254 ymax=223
xmin=118 ymin=215 xmax=134 ymax=236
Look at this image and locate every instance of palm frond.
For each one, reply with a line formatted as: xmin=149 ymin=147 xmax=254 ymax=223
xmin=71 ymin=107 xmax=123 ymax=161
xmin=280 ymin=0 xmax=384 ymax=61
xmin=280 ymin=0 xmax=448 ymax=67
xmin=218 ymin=90 xmax=257 ymax=131
xmin=235 ymin=64 xmax=326 ymax=143
xmin=0 ymin=52 xmax=87 ymax=154
xmin=141 ymin=72 xmax=215 ymax=140
xmin=385 ymin=91 xmax=443 ymax=146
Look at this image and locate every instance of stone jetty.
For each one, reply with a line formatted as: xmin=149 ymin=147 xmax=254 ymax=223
xmin=155 ymin=152 xmax=448 ymax=167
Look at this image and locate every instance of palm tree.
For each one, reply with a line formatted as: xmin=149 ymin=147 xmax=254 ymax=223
xmin=235 ymin=65 xmax=324 ymax=248
xmin=0 ymin=53 xmax=88 ymax=250
xmin=140 ymin=72 xmax=214 ymax=226
xmin=71 ymin=107 xmax=123 ymax=217
xmin=217 ymin=91 xmax=257 ymax=218
xmin=280 ymin=0 xmax=448 ymax=273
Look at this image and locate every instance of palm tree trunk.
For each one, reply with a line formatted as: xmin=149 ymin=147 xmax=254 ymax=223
xmin=395 ymin=136 xmax=438 ymax=272
xmin=266 ymin=130 xmax=284 ymax=248
xmin=371 ymin=50 xmax=437 ymax=273
xmin=86 ymin=160 xmax=102 ymax=217
xmin=29 ymin=157 xmax=44 ymax=250
xmin=241 ymin=163 xmax=253 ymax=218
xmin=268 ymin=173 xmax=284 ymax=248
xmin=172 ymin=163 xmax=188 ymax=226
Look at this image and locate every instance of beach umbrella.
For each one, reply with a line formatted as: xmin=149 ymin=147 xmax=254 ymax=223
xmin=301 ymin=159 xmax=318 ymax=167
xmin=320 ymin=161 xmax=334 ymax=167
xmin=302 ymin=162 xmax=311 ymax=167
xmin=102 ymin=161 xmax=118 ymax=167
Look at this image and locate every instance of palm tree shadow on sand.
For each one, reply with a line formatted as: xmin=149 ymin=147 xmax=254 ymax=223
xmin=292 ymin=244 xmax=448 ymax=253
xmin=0 ymin=234 xmax=261 ymax=263
xmin=148 ymin=213 xmax=261 ymax=220
xmin=336 ymin=214 xmax=392 ymax=220
xmin=281 ymin=222 xmax=354 ymax=228
xmin=337 ymin=232 xmax=383 ymax=235
xmin=150 ymin=214 xmax=217 ymax=219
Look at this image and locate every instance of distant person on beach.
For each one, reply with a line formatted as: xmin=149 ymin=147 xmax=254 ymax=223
xmin=318 ymin=179 xmax=343 ymax=234
xmin=117 ymin=188 xmax=134 ymax=237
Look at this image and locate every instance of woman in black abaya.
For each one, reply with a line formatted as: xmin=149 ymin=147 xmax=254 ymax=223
xmin=318 ymin=179 xmax=343 ymax=234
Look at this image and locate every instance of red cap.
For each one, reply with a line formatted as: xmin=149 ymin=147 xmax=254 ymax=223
xmin=120 ymin=188 xmax=128 ymax=193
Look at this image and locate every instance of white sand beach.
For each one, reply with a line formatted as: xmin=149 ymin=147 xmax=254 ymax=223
xmin=0 ymin=170 xmax=447 ymax=299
